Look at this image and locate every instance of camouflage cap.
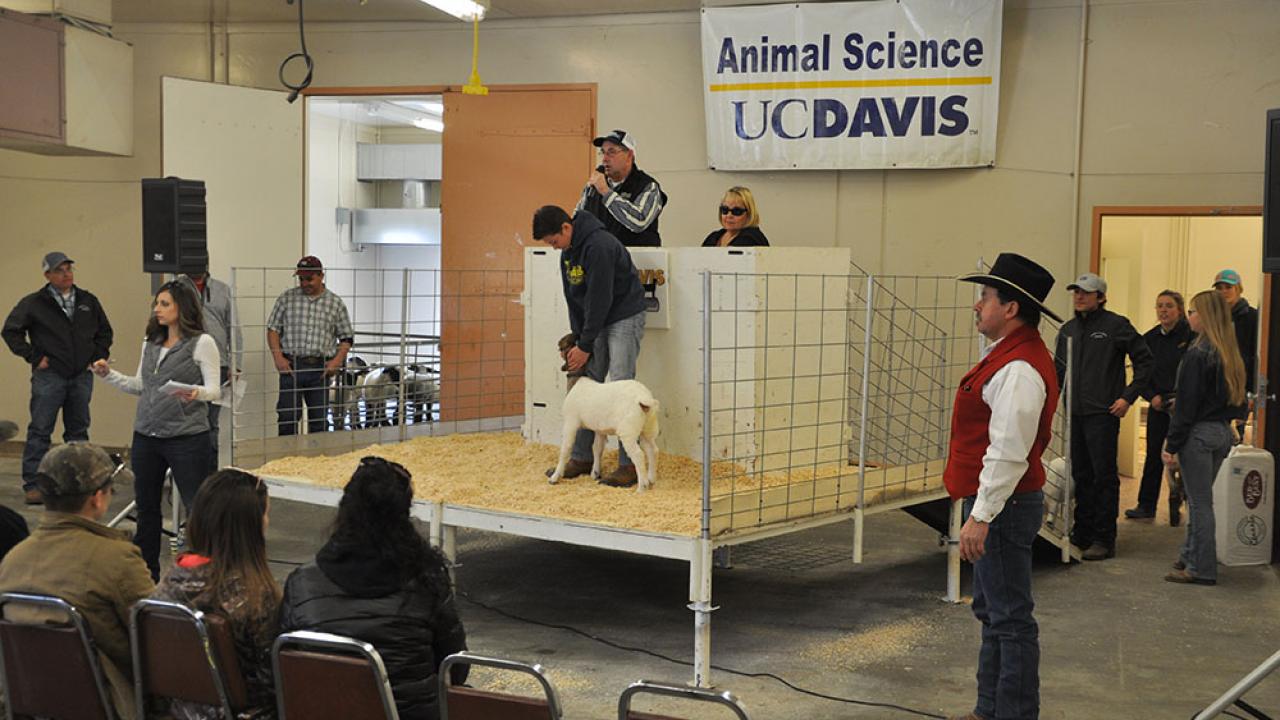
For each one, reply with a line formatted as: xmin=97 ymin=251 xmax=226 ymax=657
xmin=34 ymin=443 xmax=132 ymax=497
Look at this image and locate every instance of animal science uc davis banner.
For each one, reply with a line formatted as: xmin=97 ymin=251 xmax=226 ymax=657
xmin=701 ymin=0 xmax=1002 ymax=171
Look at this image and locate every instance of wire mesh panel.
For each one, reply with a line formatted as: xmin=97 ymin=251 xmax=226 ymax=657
xmin=846 ymin=271 xmax=982 ymax=509
xmin=229 ymin=267 xmax=522 ymax=469
xmin=704 ymin=265 xmax=1074 ymax=546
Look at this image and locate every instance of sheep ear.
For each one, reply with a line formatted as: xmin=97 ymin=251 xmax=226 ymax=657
xmin=638 ymin=402 xmax=652 ymax=413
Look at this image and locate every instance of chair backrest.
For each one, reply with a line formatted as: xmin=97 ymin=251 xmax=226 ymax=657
xmin=438 ymin=652 xmax=562 ymax=720
xmin=0 ymin=592 xmax=114 ymax=720
xmin=617 ymin=680 xmax=750 ymax=720
xmin=130 ymin=599 xmax=249 ymax=716
xmin=273 ymin=630 xmax=399 ymax=720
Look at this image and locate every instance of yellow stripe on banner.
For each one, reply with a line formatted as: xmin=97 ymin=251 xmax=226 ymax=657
xmin=708 ymin=76 xmax=993 ymax=92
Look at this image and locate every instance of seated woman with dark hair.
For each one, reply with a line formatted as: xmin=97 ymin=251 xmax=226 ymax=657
xmin=702 ymin=186 xmax=770 ymax=247
xmin=151 ymin=468 xmax=281 ymax=719
xmin=280 ymin=456 xmax=468 ymax=720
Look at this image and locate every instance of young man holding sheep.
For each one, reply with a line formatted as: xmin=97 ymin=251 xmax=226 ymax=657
xmin=532 ymin=205 xmax=647 ymax=487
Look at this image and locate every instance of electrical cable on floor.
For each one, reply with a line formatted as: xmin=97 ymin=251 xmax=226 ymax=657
xmin=278 ymin=0 xmax=314 ymax=103
xmin=458 ymin=591 xmax=946 ymax=720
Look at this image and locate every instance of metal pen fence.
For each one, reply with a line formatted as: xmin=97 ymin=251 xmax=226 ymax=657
xmin=702 ymin=266 xmax=1075 ymax=560
xmin=228 ymin=267 xmax=523 ymax=469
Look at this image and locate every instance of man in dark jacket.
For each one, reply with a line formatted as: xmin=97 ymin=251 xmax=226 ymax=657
xmin=533 ymin=204 xmax=648 ymax=487
xmin=575 ymin=129 xmax=667 ymax=247
xmin=1214 ymin=268 xmax=1258 ymax=396
xmin=1054 ymin=273 xmax=1153 ymax=560
xmin=2 ymin=252 xmax=113 ymax=505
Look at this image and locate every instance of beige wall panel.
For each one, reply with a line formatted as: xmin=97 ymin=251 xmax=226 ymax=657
xmin=1082 ymin=0 xmax=1277 ymax=175
xmin=994 ymin=5 xmax=1079 ymax=174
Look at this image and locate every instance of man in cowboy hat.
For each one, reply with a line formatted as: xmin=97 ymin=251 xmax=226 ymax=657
xmin=944 ymin=253 xmax=1061 ymax=720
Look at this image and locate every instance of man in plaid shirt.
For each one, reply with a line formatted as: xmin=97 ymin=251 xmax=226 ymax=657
xmin=267 ymin=256 xmax=354 ymax=435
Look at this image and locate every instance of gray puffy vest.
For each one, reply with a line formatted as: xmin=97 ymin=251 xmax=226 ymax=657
xmin=134 ymin=336 xmax=210 ymax=438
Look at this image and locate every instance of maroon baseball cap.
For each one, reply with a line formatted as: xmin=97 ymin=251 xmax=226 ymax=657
xmin=294 ymin=256 xmax=323 ymax=275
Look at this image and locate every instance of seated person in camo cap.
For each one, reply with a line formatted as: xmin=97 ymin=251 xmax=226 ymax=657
xmin=0 ymin=442 xmax=155 ymax=719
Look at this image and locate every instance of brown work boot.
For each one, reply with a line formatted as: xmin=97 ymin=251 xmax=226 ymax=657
xmin=23 ymin=488 xmax=43 ymax=506
xmin=600 ymin=464 xmax=638 ymax=488
xmin=545 ymin=458 xmax=594 ymax=480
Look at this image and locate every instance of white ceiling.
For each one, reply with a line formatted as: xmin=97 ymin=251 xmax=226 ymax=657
xmin=111 ymin=0 xmax=706 ymax=24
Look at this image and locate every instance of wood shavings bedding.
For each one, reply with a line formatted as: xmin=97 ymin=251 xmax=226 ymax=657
xmin=254 ymin=433 xmax=944 ymax=537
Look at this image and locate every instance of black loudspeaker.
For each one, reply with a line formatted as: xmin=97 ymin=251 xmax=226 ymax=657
xmin=1264 ymin=109 xmax=1280 ymax=273
xmin=141 ymin=177 xmax=208 ymax=274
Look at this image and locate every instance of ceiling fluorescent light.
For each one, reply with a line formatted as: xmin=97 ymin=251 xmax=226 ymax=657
xmin=417 ymin=0 xmax=486 ymax=21
xmin=413 ymin=117 xmax=445 ymax=132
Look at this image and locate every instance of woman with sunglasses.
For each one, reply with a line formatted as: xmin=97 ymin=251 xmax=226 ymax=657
xmin=280 ymin=456 xmax=468 ymax=720
xmin=1161 ymin=290 xmax=1247 ymax=585
xmin=92 ymin=280 xmax=220 ymax=580
xmin=702 ymin=186 xmax=770 ymax=247
xmin=151 ymin=469 xmax=280 ymax=719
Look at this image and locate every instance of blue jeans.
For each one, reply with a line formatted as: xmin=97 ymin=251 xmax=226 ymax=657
xmin=131 ymin=431 xmax=210 ymax=580
xmin=965 ymin=490 xmax=1043 ymax=720
xmin=22 ymin=369 xmax=94 ymax=490
xmin=1176 ymin=421 xmax=1232 ymax=581
xmin=571 ymin=311 xmax=645 ymax=467
xmin=277 ymin=364 xmax=328 ymax=436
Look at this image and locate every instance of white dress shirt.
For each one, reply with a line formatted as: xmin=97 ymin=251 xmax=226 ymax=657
xmin=970 ymin=336 xmax=1049 ymax=523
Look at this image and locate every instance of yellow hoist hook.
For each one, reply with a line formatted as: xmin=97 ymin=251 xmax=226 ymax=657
xmin=462 ymin=15 xmax=488 ymax=96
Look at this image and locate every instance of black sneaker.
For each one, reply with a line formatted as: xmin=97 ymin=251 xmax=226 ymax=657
xmin=1124 ymin=506 xmax=1155 ymax=519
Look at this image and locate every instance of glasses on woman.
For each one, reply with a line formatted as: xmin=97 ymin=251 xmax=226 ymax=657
xmin=719 ymin=206 xmax=748 ymax=216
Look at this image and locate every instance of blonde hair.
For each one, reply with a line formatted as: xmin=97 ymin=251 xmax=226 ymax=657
xmin=720 ymin=186 xmax=761 ymax=227
xmin=1189 ymin=290 xmax=1247 ymax=405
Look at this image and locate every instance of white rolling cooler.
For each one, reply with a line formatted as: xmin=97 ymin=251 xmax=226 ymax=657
xmin=1213 ymin=444 xmax=1274 ymax=566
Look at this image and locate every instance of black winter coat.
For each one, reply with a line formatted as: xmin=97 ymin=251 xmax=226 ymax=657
xmin=1231 ymin=297 xmax=1259 ymax=393
xmin=1054 ymin=307 xmax=1153 ymax=416
xmin=1140 ymin=319 xmax=1195 ymax=407
xmin=3 ymin=284 xmax=112 ymax=378
xmin=279 ymin=540 xmax=467 ymax=720
xmin=701 ymin=226 xmax=771 ymax=247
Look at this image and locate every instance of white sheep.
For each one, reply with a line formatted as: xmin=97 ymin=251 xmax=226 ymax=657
xmin=547 ymin=378 xmax=661 ymax=492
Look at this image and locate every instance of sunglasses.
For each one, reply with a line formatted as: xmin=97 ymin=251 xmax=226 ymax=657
xmin=360 ymin=455 xmax=412 ymax=482
xmin=719 ymin=206 xmax=748 ymax=217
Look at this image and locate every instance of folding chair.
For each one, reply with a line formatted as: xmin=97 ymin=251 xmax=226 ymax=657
xmin=618 ymin=680 xmax=750 ymax=720
xmin=272 ymin=630 xmax=399 ymax=720
xmin=130 ymin=599 xmax=252 ymax=718
xmin=0 ymin=592 xmax=114 ymax=720
xmin=438 ymin=651 xmax=563 ymax=720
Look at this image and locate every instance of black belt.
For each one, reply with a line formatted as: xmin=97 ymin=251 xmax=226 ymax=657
xmin=285 ymin=354 xmax=326 ymax=365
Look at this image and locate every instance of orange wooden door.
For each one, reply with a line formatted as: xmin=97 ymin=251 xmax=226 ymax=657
xmin=440 ymin=86 xmax=595 ymax=421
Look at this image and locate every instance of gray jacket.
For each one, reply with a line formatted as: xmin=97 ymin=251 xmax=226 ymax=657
xmin=177 ymin=274 xmax=242 ymax=369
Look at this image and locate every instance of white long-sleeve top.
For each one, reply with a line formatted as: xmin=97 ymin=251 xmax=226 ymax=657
xmin=970 ymin=337 xmax=1049 ymax=523
xmin=102 ymin=335 xmax=221 ymax=403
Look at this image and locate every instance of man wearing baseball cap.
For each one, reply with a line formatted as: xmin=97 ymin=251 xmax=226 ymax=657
xmin=0 ymin=443 xmax=154 ymax=719
xmin=575 ymin=129 xmax=667 ymax=247
xmin=2 ymin=252 xmax=114 ymax=505
xmin=266 ymin=256 xmax=355 ymax=435
xmin=1213 ymin=269 xmax=1259 ymax=399
xmin=1054 ymin=272 xmax=1153 ymax=561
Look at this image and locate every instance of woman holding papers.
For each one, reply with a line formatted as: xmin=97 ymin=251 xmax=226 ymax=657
xmin=92 ymin=280 xmax=219 ymax=579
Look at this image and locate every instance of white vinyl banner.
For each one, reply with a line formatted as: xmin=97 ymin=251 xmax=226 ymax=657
xmin=701 ymin=0 xmax=1003 ymax=170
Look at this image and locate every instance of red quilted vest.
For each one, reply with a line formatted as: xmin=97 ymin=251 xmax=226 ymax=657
xmin=942 ymin=324 xmax=1060 ymax=500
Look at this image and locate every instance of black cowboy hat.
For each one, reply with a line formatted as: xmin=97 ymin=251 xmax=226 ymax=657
xmin=959 ymin=253 xmax=1062 ymax=323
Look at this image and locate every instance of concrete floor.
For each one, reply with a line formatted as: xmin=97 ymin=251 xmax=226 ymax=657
xmin=1 ymin=453 xmax=1278 ymax=719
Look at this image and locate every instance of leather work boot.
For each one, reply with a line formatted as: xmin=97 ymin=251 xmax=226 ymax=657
xmin=600 ymin=464 xmax=638 ymax=488
xmin=1082 ymin=542 xmax=1115 ymax=561
xmin=545 ymin=458 xmax=593 ymax=480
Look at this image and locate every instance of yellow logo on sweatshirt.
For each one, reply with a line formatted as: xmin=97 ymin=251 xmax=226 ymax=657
xmin=566 ymin=263 xmax=585 ymax=285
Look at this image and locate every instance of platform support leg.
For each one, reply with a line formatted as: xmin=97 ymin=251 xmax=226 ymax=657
xmin=689 ymin=537 xmax=715 ymax=688
xmin=946 ymin=499 xmax=964 ymax=603
xmin=852 ymin=506 xmax=865 ymax=564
